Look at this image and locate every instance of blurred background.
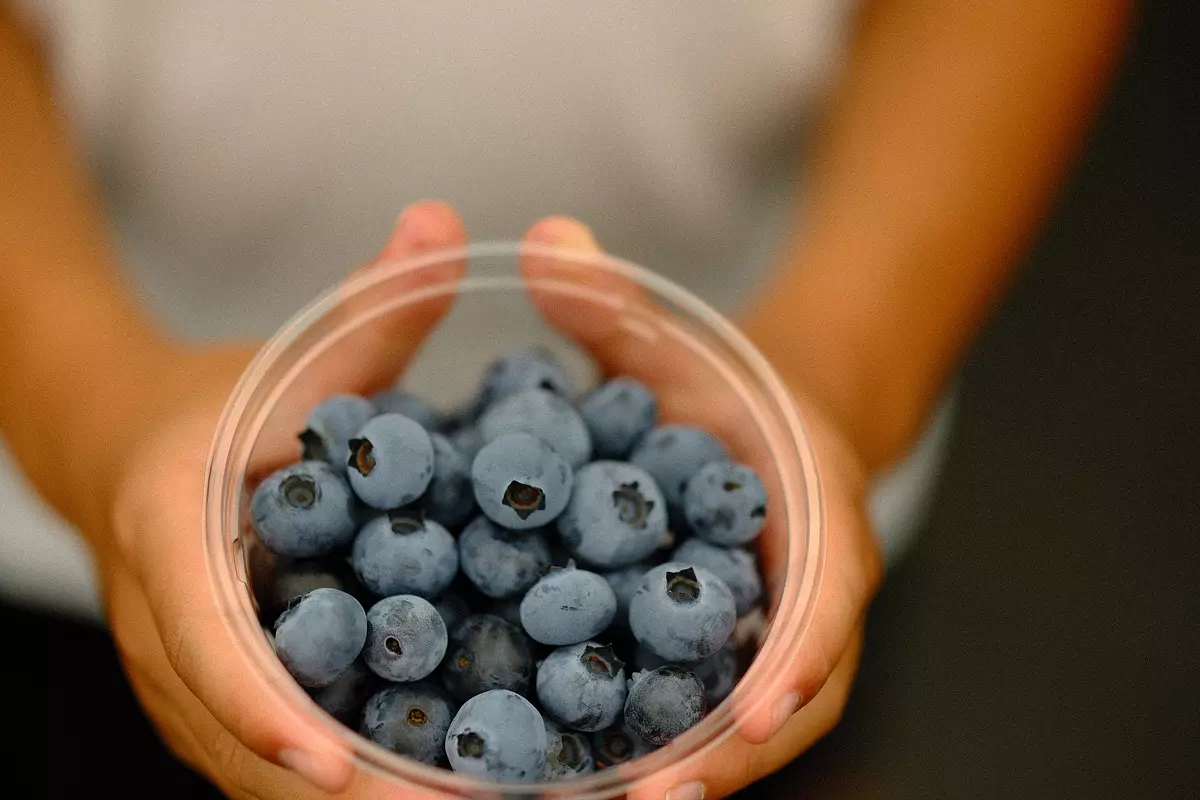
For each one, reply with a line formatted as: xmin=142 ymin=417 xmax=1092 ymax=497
xmin=3 ymin=0 xmax=1196 ymax=797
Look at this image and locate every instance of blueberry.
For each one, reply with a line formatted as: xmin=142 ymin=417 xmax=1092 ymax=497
xmin=273 ymin=588 xmax=367 ymax=688
xmin=591 ymin=723 xmax=653 ymax=769
xmin=480 ymin=347 xmax=572 ymax=406
xmin=370 ymin=388 xmax=441 ymax=431
xmin=624 ymin=666 xmax=706 ymax=746
xmin=600 ymin=564 xmax=652 ymax=630
xmin=536 ymin=642 xmax=627 ymax=732
xmin=350 ymin=511 xmax=458 ymax=599
xmin=629 ymin=425 xmax=729 ymax=513
xmin=415 ymin=434 xmax=475 ymax=528
xmin=636 ymin=639 xmax=737 ymax=706
xmin=447 ymin=425 xmax=484 ymax=461
xmin=557 ymin=461 xmax=668 ymax=568
xmin=458 ymin=516 xmax=551 ymax=599
xmin=252 ymin=554 xmax=371 ymax=625
xmin=309 ymin=659 xmax=381 ymax=726
xmin=628 ymin=562 xmax=737 ymax=663
xmin=541 ymin=720 xmax=595 ymax=781
xmin=472 ymin=433 xmax=573 ymax=530
xmin=363 ymin=595 xmax=448 ymax=682
xmin=432 ymin=593 xmax=470 ymax=635
xmin=671 ymin=539 xmax=763 ymax=617
xmin=440 ymin=615 xmax=535 ymax=701
xmin=579 ymin=378 xmax=657 ymax=459
xmin=445 ymin=689 xmax=548 ymax=782
xmin=347 ymin=413 xmax=435 ymax=510
xmin=520 ymin=565 xmax=617 ymax=646
xmin=479 ymin=389 xmax=592 ymax=469
xmin=299 ymin=394 xmax=377 ymax=466
xmin=362 ymin=681 xmax=457 ymax=766
xmin=251 ymin=462 xmax=358 ymax=558
xmin=683 ymin=462 xmax=768 ymax=546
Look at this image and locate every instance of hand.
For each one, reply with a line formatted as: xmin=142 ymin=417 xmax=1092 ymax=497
xmin=520 ymin=217 xmax=884 ymax=800
xmin=99 ymin=201 xmax=469 ymax=799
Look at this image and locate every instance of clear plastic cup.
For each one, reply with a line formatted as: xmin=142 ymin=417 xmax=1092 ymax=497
xmin=203 ymin=242 xmax=825 ymax=799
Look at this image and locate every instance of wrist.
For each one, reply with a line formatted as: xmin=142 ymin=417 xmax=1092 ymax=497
xmin=741 ymin=299 xmax=939 ymax=477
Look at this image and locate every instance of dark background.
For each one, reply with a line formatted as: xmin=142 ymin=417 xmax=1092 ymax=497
xmin=4 ymin=1 xmax=1196 ymax=797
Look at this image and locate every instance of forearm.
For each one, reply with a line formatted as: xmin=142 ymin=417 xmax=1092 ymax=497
xmin=0 ymin=8 xmax=171 ymax=538
xmin=746 ymin=0 xmax=1132 ymax=472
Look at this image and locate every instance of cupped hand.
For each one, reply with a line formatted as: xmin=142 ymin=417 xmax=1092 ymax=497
xmin=99 ymin=201 xmax=468 ymax=800
xmin=519 ymin=217 xmax=884 ymax=800
xmin=96 ymin=204 xmax=881 ymax=800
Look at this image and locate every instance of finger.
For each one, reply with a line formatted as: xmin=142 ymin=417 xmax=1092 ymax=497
xmin=249 ymin=200 xmax=467 ymax=473
xmin=733 ymin=402 xmax=882 ymax=745
xmin=114 ymin=417 xmax=355 ymax=794
xmin=624 ymin=632 xmax=864 ymax=800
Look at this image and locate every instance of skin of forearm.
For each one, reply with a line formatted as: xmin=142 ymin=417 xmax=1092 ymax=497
xmin=745 ymin=0 xmax=1133 ymax=473
xmin=0 ymin=9 xmax=178 ymax=539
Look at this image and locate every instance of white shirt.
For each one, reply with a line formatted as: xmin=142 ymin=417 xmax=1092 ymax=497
xmin=2 ymin=1 xmax=950 ymax=621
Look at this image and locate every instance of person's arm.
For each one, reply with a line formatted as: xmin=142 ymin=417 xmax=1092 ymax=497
xmin=746 ymin=0 xmax=1134 ymax=473
xmin=0 ymin=6 xmax=182 ymax=539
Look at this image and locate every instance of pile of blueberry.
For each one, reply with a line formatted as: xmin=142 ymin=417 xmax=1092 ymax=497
xmin=249 ymin=348 xmax=769 ymax=783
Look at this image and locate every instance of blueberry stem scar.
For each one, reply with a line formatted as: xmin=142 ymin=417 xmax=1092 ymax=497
xmin=580 ymin=643 xmax=625 ymax=678
xmin=297 ymin=428 xmax=328 ymax=462
xmin=279 ymin=474 xmax=319 ymax=509
xmin=502 ymin=480 xmax=546 ymax=520
xmin=348 ymin=437 xmax=377 ymax=475
xmin=388 ymin=508 xmax=426 ymax=534
xmin=666 ymin=567 xmax=701 ymax=603
xmin=457 ymin=731 xmax=486 ymax=758
xmin=612 ymin=481 xmax=654 ymax=527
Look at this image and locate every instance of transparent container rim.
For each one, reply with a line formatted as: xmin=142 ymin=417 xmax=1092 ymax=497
xmin=202 ymin=240 xmax=826 ymax=798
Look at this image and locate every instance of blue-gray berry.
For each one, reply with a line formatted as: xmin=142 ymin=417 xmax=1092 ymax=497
xmin=350 ymin=511 xmax=458 ymax=598
xmin=520 ymin=565 xmax=617 ymax=646
xmin=472 ymin=433 xmax=573 ymax=530
xmin=347 ymin=413 xmax=435 ymax=509
xmin=273 ymin=588 xmax=367 ymax=688
xmin=363 ymin=595 xmax=448 ymax=682
xmin=628 ymin=562 xmax=737 ymax=663
xmin=362 ymin=681 xmax=457 ymax=766
xmin=445 ymin=689 xmax=548 ymax=782
xmin=683 ymin=462 xmax=768 ymax=546
xmin=535 ymin=642 xmax=627 ymax=732
xmin=623 ymin=666 xmax=706 ymax=746
xmin=479 ymin=388 xmax=592 ymax=469
xmin=251 ymin=461 xmax=358 ymax=558
xmin=557 ymin=461 xmax=667 ymax=568
xmin=440 ymin=614 xmax=535 ymax=702
xmin=579 ymin=378 xmax=657 ymax=459
xmin=458 ymin=515 xmax=552 ymax=599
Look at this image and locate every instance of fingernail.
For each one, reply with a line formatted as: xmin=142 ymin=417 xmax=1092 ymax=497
xmin=278 ymin=748 xmax=346 ymax=793
xmin=666 ymin=780 xmax=706 ymax=800
xmin=769 ymin=691 xmax=801 ymax=737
